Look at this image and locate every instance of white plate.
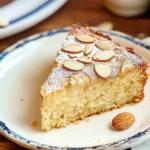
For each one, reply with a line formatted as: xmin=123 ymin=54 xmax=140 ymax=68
xmin=0 ymin=28 xmax=150 ymax=150
xmin=0 ymin=0 xmax=67 ymax=39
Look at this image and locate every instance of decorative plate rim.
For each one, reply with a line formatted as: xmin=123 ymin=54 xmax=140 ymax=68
xmin=4 ymin=0 xmax=55 ymax=26
xmin=0 ymin=27 xmax=150 ymax=150
xmin=0 ymin=0 xmax=68 ymax=39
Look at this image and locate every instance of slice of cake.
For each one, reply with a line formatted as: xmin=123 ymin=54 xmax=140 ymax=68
xmin=41 ymin=25 xmax=148 ymax=131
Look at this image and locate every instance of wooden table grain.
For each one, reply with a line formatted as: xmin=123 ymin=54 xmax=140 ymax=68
xmin=0 ymin=0 xmax=149 ymax=149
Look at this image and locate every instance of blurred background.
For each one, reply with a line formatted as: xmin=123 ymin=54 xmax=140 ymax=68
xmin=0 ymin=0 xmax=150 ymax=149
xmin=0 ymin=0 xmax=150 ymax=52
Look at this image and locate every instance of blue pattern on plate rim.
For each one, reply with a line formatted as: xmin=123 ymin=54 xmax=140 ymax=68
xmin=0 ymin=0 xmax=55 ymax=27
xmin=9 ymin=0 xmax=55 ymax=25
xmin=0 ymin=28 xmax=150 ymax=150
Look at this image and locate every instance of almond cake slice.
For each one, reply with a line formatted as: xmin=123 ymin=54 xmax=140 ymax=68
xmin=40 ymin=25 xmax=148 ymax=131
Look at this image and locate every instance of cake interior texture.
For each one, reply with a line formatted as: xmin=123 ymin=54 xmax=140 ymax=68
xmin=41 ymin=67 xmax=147 ymax=131
xmin=41 ymin=25 xmax=148 ymax=131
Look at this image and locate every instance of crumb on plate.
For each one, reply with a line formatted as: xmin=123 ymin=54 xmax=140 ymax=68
xmin=86 ymin=118 xmax=92 ymax=123
xmin=20 ymin=98 xmax=24 ymax=102
xmin=97 ymin=138 xmax=102 ymax=142
xmin=31 ymin=121 xmax=38 ymax=127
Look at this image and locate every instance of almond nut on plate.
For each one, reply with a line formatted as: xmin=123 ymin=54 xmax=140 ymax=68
xmin=62 ymin=44 xmax=83 ymax=53
xmin=63 ymin=60 xmax=85 ymax=71
xmin=78 ymin=56 xmax=92 ymax=64
xmin=112 ymin=112 xmax=135 ymax=130
xmin=93 ymin=51 xmax=114 ymax=62
xmin=96 ymin=40 xmax=113 ymax=50
xmin=75 ymin=34 xmax=95 ymax=43
xmin=95 ymin=64 xmax=112 ymax=79
xmin=84 ymin=44 xmax=94 ymax=55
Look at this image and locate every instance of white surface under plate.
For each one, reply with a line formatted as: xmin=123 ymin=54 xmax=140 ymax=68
xmin=0 ymin=28 xmax=150 ymax=150
xmin=0 ymin=0 xmax=67 ymax=39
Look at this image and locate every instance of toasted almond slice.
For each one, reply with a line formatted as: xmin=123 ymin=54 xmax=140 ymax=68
xmin=62 ymin=44 xmax=83 ymax=53
xmin=84 ymin=44 xmax=94 ymax=55
xmin=95 ymin=64 xmax=112 ymax=79
xmin=68 ymin=54 xmax=78 ymax=58
xmin=78 ymin=56 xmax=92 ymax=64
xmin=96 ymin=40 xmax=113 ymax=50
xmin=93 ymin=51 xmax=114 ymax=62
xmin=76 ymin=34 xmax=95 ymax=43
xmin=63 ymin=60 xmax=84 ymax=71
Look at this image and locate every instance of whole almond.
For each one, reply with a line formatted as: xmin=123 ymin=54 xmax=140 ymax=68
xmin=112 ymin=112 xmax=135 ymax=130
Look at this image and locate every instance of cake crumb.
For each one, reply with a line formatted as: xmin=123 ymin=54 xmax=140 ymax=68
xmin=73 ymin=121 xmax=79 ymax=125
xmin=86 ymin=118 xmax=92 ymax=123
xmin=31 ymin=121 xmax=38 ymax=127
xmin=20 ymin=98 xmax=24 ymax=102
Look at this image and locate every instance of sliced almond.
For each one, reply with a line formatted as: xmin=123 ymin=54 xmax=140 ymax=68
xmin=78 ymin=56 xmax=92 ymax=64
xmin=68 ymin=54 xmax=78 ymax=58
xmin=84 ymin=44 xmax=94 ymax=55
xmin=62 ymin=44 xmax=82 ymax=53
xmin=96 ymin=40 xmax=113 ymax=50
xmin=93 ymin=51 xmax=114 ymax=62
xmin=95 ymin=64 xmax=112 ymax=79
xmin=63 ymin=60 xmax=84 ymax=71
xmin=76 ymin=34 xmax=95 ymax=43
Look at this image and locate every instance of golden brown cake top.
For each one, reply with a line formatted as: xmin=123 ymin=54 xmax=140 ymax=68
xmin=41 ymin=25 xmax=147 ymax=96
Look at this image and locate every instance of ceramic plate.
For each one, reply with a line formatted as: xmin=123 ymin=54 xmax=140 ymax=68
xmin=0 ymin=28 xmax=150 ymax=150
xmin=0 ymin=0 xmax=67 ymax=39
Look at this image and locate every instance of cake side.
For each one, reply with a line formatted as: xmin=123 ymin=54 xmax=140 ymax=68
xmin=41 ymin=66 xmax=147 ymax=131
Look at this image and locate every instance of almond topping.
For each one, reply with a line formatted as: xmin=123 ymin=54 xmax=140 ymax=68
xmin=78 ymin=56 xmax=92 ymax=64
xmin=95 ymin=64 xmax=112 ymax=79
xmin=96 ymin=40 xmax=113 ymax=50
xmin=84 ymin=44 xmax=94 ymax=55
xmin=63 ymin=60 xmax=84 ymax=71
xmin=68 ymin=54 xmax=78 ymax=58
xmin=76 ymin=34 xmax=95 ymax=43
xmin=112 ymin=112 xmax=135 ymax=130
xmin=62 ymin=44 xmax=83 ymax=53
xmin=93 ymin=51 xmax=114 ymax=62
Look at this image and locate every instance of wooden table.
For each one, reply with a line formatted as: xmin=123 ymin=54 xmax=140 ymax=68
xmin=0 ymin=0 xmax=149 ymax=149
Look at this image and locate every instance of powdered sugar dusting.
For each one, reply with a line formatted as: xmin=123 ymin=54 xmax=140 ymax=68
xmin=42 ymin=27 xmax=145 ymax=95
